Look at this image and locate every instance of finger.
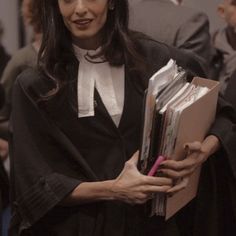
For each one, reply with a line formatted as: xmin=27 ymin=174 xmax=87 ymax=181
xmin=127 ymin=151 xmax=139 ymax=166
xmin=167 ymin=177 xmax=189 ymax=193
xmin=144 ymin=185 xmax=172 ymax=193
xmin=159 ymin=167 xmax=195 ymax=179
xmin=145 ymin=176 xmax=173 ymax=186
xmin=160 ymin=154 xmax=200 ymax=170
xmin=184 ymin=141 xmax=202 ymax=153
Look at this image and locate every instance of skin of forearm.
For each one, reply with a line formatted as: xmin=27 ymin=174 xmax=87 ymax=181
xmin=202 ymin=135 xmax=221 ymax=157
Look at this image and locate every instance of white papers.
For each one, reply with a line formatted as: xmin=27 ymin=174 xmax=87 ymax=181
xmin=140 ymin=59 xmax=177 ymax=170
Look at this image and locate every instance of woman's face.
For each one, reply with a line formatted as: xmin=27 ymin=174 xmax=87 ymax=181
xmin=58 ymin=0 xmax=109 ymax=49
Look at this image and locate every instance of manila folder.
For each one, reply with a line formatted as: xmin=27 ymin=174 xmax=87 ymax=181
xmin=165 ymin=77 xmax=220 ymax=220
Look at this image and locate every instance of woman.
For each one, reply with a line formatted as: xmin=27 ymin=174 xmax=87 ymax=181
xmin=9 ymin=0 xmax=235 ymax=235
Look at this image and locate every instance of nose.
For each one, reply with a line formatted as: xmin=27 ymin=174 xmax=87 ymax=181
xmin=75 ymin=0 xmax=88 ymax=16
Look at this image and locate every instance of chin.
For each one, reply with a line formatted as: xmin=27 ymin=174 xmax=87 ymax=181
xmin=72 ymin=28 xmax=95 ymax=37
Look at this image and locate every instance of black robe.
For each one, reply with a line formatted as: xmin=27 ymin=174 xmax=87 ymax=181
xmin=9 ymin=39 xmax=236 ymax=236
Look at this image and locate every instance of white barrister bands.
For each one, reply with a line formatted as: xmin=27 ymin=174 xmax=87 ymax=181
xmin=73 ymin=44 xmax=125 ymax=127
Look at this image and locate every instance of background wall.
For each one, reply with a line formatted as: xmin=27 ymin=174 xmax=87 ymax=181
xmin=0 ymin=0 xmax=19 ymax=54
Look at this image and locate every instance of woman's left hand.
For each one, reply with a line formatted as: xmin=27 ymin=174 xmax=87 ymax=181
xmin=159 ymin=135 xmax=220 ymax=194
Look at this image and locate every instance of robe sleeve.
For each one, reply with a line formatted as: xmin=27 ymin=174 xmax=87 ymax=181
xmin=213 ymin=70 xmax=236 ymax=179
xmin=209 ymin=95 xmax=236 ymax=178
xmin=9 ymin=78 xmax=82 ymax=231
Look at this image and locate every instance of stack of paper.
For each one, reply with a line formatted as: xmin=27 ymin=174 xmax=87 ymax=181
xmin=139 ymin=60 xmax=220 ymax=219
xmin=139 ymin=59 xmax=178 ymax=172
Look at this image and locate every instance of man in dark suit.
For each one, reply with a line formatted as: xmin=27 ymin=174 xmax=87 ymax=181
xmin=129 ymin=0 xmax=212 ymax=69
xmin=210 ymin=0 xmax=236 ymax=94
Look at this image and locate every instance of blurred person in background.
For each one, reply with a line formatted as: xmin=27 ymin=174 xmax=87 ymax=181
xmin=0 ymin=142 xmax=9 ymax=236
xmin=225 ymin=69 xmax=236 ymax=109
xmin=0 ymin=20 xmax=10 ymax=79
xmin=0 ymin=1 xmax=41 ymax=235
xmin=0 ymin=19 xmax=10 ymax=236
xmin=0 ymin=0 xmax=42 ymax=120
xmin=210 ymin=0 xmax=236 ymax=94
xmin=129 ymin=0 xmax=212 ymax=72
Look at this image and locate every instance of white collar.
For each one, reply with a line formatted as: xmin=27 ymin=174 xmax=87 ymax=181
xmin=73 ymin=44 xmax=105 ymax=63
xmin=169 ymin=0 xmax=180 ymax=5
xmin=73 ymin=44 xmax=124 ymax=121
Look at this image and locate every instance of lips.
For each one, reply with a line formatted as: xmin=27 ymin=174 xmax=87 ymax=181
xmin=73 ymin=19 xmax=93 ymax=27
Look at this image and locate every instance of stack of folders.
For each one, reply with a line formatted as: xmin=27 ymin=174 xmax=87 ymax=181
xmin=139 ymin=59 xmax=220 ymax=219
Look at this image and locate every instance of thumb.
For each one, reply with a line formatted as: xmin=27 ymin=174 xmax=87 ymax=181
xmin=184 ymin=141 xmax=202 ymax=153
xmin=127 ymin=151 xmax=139 ymax=166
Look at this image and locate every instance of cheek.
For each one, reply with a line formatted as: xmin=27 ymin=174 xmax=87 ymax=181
xmin=96 ymin=8 xmax=108 ymax=28
xmin=100 ymin=11 xmax=108 ymax=26
xmin=58 ymin=2 xmax=73 ymax=20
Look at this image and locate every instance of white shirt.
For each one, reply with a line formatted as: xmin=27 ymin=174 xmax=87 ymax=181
xmin=73 ymin=45 xmax=125 ymax=127
xmin=169 ymin=0 xmax=180 ymax=5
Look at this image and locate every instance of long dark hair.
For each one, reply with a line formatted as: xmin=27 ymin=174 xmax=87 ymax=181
xmin=38 ymin=0 xmax=145 ymax=97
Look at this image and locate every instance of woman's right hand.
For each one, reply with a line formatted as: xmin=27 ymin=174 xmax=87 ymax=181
xmin=110 ymin=151 xmax=173 ymax=205
xmin=61 ymin=151 xmax=172 ymax=206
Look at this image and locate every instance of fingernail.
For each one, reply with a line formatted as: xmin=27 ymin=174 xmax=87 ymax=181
xmin=184 ymin=144 xmax=189 ymax=150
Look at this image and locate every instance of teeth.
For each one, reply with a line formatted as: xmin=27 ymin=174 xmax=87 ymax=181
xmin=76 ymin=20 xmax=90 ymax=25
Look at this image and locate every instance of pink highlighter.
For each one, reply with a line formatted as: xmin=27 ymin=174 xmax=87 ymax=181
xmin=147 ymin=155 xmax=166 ymax=176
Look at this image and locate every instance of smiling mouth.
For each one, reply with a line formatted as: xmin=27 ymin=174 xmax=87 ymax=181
xmin=73 ymin=19 xmax=93 ymax=27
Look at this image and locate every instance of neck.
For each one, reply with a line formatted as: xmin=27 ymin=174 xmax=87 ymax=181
xmin=226 ymin=26 xmax=236 ymax=50
xmin=72 ymin=35 xmax=102 ymax=50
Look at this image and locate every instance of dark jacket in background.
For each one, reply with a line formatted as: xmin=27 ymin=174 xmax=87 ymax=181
xmin=0 ymin=44 xmax=10 ymax=80
xmin=224 ymin=70 xmax=236 ymax=111
xmin=129 ymin=0 xmax=211 ymax=72
xmin=209 ymin=28 xmax=236 ymax=94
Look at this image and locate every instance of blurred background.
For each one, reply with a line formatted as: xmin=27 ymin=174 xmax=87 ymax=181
xmin=0 ymin=0 xmax=227 ymax=55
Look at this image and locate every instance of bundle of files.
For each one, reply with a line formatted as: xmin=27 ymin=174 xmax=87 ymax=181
xmin=139 ymin=59 xmax=220 ymax=219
